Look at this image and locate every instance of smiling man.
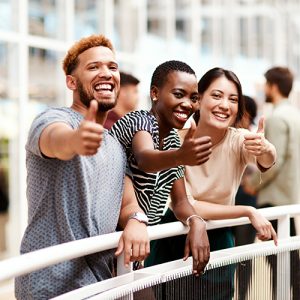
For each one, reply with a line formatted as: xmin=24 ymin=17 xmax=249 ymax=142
xmin=15 ymin=35 xmax=149 ymax=299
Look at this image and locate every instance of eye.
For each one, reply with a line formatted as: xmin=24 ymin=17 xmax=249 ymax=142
xmin=174 ymin=92 xmax=183 ymax=98
xmin=88 ymin=65 xmax=97 ymax=70
xmin=109 ymin=64 xmax=118 ymax=71
xmin=212 ymin=93 xmax=222 ymax=99
xmin=191 ymin=95 xmax=199 ymax=103
xmin=230 ymin=97 xmax=238 ymax=103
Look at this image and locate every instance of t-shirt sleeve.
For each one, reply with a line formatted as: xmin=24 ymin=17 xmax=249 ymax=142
xmin=110 ymin=112 xmax=153 ymax=150
xmin=26 ymin=109 xmax=73 ymax=158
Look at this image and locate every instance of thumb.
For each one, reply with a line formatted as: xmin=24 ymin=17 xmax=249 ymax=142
xmin=85 ymin=100 xmax=98 ymax=122
xmin=185 ymin=118 xmax=196 ymax=139
xmin=256 ymin=116 xmax=265 ymax=134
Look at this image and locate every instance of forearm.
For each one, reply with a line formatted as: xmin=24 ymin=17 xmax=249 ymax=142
xmin=172 ymin=200 xmax=201 ymax=225
xmin=118 ymin=204 xmax=144 ymax=229
xmin=256 ymin=141 xmax=276 ymax=169
xmin=192 ymin=200 xmax=255 ymax=221
xmin=135 ymin=149 xmax=182 ymax=173
xmin=118 ymin=176 xmax=144 ymax=228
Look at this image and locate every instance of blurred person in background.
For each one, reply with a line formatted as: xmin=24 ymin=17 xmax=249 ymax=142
xmin=104 ymin=71 xmax=140 ymax=129
xmin=14 ymin=34 xmax=149 ymax=299
xmin=246 ymin=66 xmax=300 ymax=299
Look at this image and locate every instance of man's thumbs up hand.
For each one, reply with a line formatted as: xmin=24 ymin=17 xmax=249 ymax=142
xmin=85 ymin=100 xmax=98 ymax=123
xmin=72 ymin=100 xmax=104 ymax=156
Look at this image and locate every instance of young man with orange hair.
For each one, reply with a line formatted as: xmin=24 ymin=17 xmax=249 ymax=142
xmin=15 ymin=35 xmax=149 ymax=299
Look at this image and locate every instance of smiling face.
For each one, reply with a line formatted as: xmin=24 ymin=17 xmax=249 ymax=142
xmin=199 ymin=76 xmax=239 ymax=130
xmin=70 ymin=46 xmax=120 ymax=112
xmin=151 ymin=71 xmax=199 ymax=131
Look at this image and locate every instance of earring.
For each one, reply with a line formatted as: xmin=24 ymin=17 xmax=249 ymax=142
xmin=152 ymin=97 xmax=157 ymax=101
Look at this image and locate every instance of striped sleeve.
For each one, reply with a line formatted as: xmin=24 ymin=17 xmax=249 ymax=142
xmin=110 ymin=111 xmax=154 ymax=150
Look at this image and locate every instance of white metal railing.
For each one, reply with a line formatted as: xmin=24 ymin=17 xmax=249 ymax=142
xmin=0 ymin=204 xmax=300 ymax=298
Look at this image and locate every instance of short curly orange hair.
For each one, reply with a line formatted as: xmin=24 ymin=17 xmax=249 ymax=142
xmin=62 ymin=34 xmax=114 ymax=75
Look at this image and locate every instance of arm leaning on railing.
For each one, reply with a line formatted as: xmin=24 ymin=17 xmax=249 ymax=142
xmin=0 ymin=204 xmax=300 ymax=282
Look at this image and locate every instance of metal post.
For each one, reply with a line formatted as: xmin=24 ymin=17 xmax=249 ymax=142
xmin=277 ymin=214 xmax=290 ymax=300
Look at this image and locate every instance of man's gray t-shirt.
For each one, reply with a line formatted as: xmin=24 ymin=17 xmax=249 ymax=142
xmin=15 ymin=107 xmax=126 ymax=299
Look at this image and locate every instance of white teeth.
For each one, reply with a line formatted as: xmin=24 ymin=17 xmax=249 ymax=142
xmin=214 ymin=113 xmax=228 ymax=119
xmin=175 ymin=112 xmax=188 ymax=119
xmin=94 ymin=84 xmax=112 ymax=91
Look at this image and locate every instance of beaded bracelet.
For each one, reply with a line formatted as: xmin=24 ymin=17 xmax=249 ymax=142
xmin=186 ymin=214 xmax=207 ymax=227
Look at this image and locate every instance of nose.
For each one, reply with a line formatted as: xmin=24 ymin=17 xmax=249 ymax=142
xmin=97 ymin=66 xmax=112 ymax=79
xmin=181 ymin=98 xmax=193 ymax=109
xmin=219 ymin=98 xmax=229 ymax=110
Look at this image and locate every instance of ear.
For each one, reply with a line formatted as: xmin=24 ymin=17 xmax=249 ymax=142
xmin=150 ymin=86 xmax=159 ymax=101
xmin=66 ymin=75 xmax=77 ymax=91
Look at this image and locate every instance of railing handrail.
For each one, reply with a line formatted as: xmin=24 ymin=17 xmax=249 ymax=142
xmin=0 ymin=204 xmax=299 ymax=282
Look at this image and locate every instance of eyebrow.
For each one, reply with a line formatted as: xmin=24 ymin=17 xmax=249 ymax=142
xmin=172 ymin=88 xmax=198 ymax=93
xmin=212 ymin=89 xmax=238 ymax=96
xmin=86 ymin=60 xmax=118 ymax=67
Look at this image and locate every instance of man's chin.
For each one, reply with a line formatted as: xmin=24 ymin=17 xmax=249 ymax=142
xmin=97 ymin=99 xmax=117 ymax=112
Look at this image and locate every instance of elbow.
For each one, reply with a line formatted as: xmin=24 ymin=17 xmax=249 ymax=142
xmin=135 ymin=156 xmax=158 ymax=173
xmin=136 ymin=162 xmax=157 ymax=173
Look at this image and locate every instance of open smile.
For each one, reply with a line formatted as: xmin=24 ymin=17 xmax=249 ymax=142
xmin=212 ymin=111 xmax=230 ymax=121
xmin=174 ymin=110 xmax=190 ymax=123
xmin=93 ymin=82 xmax=115 ymax=98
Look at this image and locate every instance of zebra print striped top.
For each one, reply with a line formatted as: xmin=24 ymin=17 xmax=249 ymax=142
xmin=110 ymin=110 xmax=184 ymax=225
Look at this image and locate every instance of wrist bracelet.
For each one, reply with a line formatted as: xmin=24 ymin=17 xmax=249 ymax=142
xmin=186 ymin=214 xmax=207 ymax=227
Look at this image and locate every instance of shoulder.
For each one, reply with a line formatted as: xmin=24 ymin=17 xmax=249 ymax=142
xmin=112 ymin=110 xmax=153 ymax=128
xmin=225 ymin=127 xmax=248 ymax=142
xmin=164 ymin=129 xmax=181 ymax=148
xmin=110 ymin=110 xmax=157 ymax=145
xmin=32 ymin=107 xmax=80 ymax=127
xmin=225 ymin=127 xmax=249 ymax=151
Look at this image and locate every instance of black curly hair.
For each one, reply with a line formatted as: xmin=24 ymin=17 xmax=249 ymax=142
xmin=150 ymin=60 xmax=196 ymax=90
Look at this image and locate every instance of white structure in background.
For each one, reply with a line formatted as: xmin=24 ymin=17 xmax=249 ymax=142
xmin=0 ymin=0 xmax=299 ymax=260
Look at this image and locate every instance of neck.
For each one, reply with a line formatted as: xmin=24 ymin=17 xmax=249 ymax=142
xmin=150 ymin=108 xmax=171 ymax=144
xmin=272 ymin=94 xmax=286 ymax=105
xmin=111 ymin=104 xmax=127 ymax=118
xmin=194 ymin=121 xmax=227 ymax=146
xmin=71 ymin=102 xmax=108 ymax=126
xmin=96 ymin=111 xmax=108 ymax=125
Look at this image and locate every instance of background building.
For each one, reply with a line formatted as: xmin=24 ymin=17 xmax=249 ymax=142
xmin=0 ymin=0 xmax=300 ymax=264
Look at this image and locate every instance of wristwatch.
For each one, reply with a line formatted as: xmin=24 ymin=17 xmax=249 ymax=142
xmin=129 ymin=212 xmax=149 ymax=225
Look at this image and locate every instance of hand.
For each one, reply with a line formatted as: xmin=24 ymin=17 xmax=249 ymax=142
xmin=72 ymin=100 xmax=104 ymax=156
xmin=247 ymin=207 xmax=278 ymax=245
xmin=183 ymin=217 xmax=210 ymax=276
xmin=177 ymin=119 xmax=212 ymax=166
xmin=115 ymin=219 xmax=150 ymax=268
xmin=243 ymin=116 xmax=271 ymax=157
